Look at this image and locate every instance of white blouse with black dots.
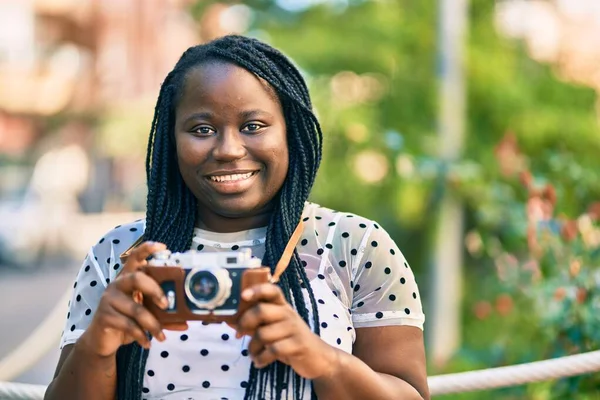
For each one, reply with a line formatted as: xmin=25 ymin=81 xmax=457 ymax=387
xmin=60 ymin=202 xmax=425 ymax=399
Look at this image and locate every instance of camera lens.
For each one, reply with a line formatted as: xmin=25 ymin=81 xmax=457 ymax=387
xmin=188 ymin=271 xmax=219 ymax=302
xmin=184 ymin=268 xmax=232 ymax=310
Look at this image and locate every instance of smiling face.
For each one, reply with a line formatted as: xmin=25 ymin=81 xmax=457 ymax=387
xmin=174 ymin=61 xmax=289 ymax=232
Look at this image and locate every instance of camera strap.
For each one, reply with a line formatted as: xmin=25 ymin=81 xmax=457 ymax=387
xmin=269 ymin=221 xmax=304 ymax=284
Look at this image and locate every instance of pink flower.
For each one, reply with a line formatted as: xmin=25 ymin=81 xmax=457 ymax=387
xmin=496 ymin=294 xmax=513 ymax=316
xmin=494 ymin=132 xmax=525 ymax=177
xmin=569 ymin=260 xmax=581 ymax=277
xmin=576 ymin=288 xmax=587 ymax=304
xmin=554 ymin=287 xmax=567 ymax=301
xmin=474 ymin=301 xmax=493 ymax=320
xmin=587 ymin=202 xmax=600 ymax=221
xmin=520 ymin=170 xmax=533 ymax=188
xmin=561 ymin=220 xmax=578 ymax=242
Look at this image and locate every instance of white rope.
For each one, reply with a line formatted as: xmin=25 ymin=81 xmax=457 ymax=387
xmin=1 ymin=350 xmax=600 ymax=399
xmin=0 ymin=382 xmax=45 ymax=400
xmin=428 ymin=350 xmax=600 ymax=395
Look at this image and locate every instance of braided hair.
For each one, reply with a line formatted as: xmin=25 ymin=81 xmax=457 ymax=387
xmin=140 ymin=35 xmax=323 ymax=400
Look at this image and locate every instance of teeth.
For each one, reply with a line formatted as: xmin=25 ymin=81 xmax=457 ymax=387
xmin=210 ymin=172 xmax=254 ymax=182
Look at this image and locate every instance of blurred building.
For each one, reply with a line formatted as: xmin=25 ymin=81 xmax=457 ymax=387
xmin=0 ymin=0 xmax=201 ymax=264
xmin=496 ymin=0 xmax=600 ymax=99
xmin=0 ymin=0 xmax=199 ymax=157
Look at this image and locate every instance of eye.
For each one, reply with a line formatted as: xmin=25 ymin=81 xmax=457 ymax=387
xmin=241 ymin=123 xmax=265 ymax=133
xmin=192 ymin=125 xmax=216 ymax=136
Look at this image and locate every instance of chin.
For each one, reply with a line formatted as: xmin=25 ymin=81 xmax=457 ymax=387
xmin=214 ymin=198 xmax=272 ymax=219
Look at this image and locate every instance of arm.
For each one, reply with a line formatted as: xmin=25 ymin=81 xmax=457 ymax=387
xmin=45 ymin=241 xmax=173 ymax=400
xmin=235 ymin=218 xmax=428 ymax=399
xmin=44 ymin=341 xmax=117 ymax=400
xmin=235 ymin=286 xmax=429 ymax=400
xmin=45 ymin=243 xmax=117 ymax=400
xmin=312 ymin=325 xmax=429 ymax=400
xmin=312 ymin=218 xmax=428 ymax=399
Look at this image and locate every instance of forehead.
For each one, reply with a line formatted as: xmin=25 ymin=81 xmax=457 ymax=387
xmin=177 ymin=61 xmax=280 ymax=109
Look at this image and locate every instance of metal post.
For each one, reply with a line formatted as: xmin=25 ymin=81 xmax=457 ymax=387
xmin=428 ymin=0 xmax=468 ymax=367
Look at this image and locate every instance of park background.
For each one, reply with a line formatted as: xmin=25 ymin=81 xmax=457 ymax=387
xmin=0 ymin=0 xmax=599 ymax=398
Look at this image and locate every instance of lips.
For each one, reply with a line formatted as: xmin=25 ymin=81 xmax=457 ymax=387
xmin=204 ymin=170 xmax=260 ymax=194
xmin=208 ymin=171 xmax=256 ymax=182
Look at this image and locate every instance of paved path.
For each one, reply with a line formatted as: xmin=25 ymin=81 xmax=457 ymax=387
xmin=0 ymin=262 xmax=80 ymax=385
xmin=0 ymin=211 xmax=144 ymax=387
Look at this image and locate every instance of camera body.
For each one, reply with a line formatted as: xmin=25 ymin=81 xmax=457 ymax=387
xmin=143 ymin=248 xmax=270 ymax=324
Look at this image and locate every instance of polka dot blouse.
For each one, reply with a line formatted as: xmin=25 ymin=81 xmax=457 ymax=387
xmin=60 ymin=202 xmax=425 ymax=399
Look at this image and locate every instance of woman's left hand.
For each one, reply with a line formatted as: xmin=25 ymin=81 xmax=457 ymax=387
xmin=232 ymin=283 xmax=338 ymax=380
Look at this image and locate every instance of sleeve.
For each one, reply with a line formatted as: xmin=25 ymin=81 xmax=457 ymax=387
xmin=350 ymin=223 xmax=425 ymax=330
xmin=59 ymin=222 xmax=143 ymax=349
xmin=59 ymin=247 xmax=110 ymax=349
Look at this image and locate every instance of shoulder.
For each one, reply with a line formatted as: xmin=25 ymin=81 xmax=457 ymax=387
xmin=90 ymin=219 xmax=146 ymax=267
xmin=302 ymin=202 xmax=376 ymax=228
xmin=302 ymin=202 xmax=381 ymax=240
xmin=302 ymin=202 xmax=404 ymax=264
xmin=70 ymin=219 xmax=146 ymax=294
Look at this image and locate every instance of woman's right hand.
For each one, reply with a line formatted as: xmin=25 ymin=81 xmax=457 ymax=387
xmin=77 ymin=241 xmax=176 ymax=358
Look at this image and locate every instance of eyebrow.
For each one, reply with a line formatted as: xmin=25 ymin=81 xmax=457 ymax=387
xmin=183 ymin=110 xmax=274 ymax=125
xmin=182 ymin=112 xmax=213 ymax=125
xmin=238 ymin=109 xmax=274 ymax=120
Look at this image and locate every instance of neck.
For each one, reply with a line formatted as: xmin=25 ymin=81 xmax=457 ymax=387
xmin=195 ymin=208 xmax=273 ymax=233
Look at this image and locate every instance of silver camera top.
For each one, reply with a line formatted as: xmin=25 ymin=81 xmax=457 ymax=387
xmin=148 ymin=248 xmax=262 ymax=314
xmin=148 ymin=247 xmax=262 ymax=269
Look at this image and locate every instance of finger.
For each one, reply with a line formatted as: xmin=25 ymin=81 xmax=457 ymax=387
xmin=253 ymin=336 xmax=301 ymax=368
xmin=114 ymin=271 xmax=168 ymax=309
xmin=253 ymin=320 xmax=294 ymax=344
xmin=108 ymin=290 xmax=165 ymax=341
xmin=101 ymin=306 xmax=152 ymax=349
xmin=121 ymin=241 xmax=167 ymax=274
xmin=248 ymin=336 xmax=266 ymax=359
xmin=253 ymin=346 xmax=278 ymax=369
xmin=236 ymin=303 xmax=288 ymax=337
xmin=241 ymin=283 xmax=287 ymax=305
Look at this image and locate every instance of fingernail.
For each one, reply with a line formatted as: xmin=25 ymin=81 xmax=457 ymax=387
xmin=158 ymin=331 xmax=166 ymax=341
xmin=241 ymin=289 xmax=253 ymax=300
xmin=160 ymin=296 xmax=168 ymax=308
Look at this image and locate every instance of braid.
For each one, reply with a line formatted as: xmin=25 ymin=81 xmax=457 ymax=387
xmin=142 ymin=35 xmax=323 ymax=400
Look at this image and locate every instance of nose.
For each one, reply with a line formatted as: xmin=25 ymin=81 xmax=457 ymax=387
xmin=212 ymin=129 xmax=247 ymax=162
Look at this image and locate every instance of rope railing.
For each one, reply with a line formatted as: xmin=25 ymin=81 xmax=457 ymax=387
xmin=3 ymin=349 xmax=600 ymax=399
xmin=428 ymin=349 xmax=600 ymax=395
xmin=2 ymin=291 xmax=599 ymax=399
xmin=0 ymin=382 xmax=46 ymax=400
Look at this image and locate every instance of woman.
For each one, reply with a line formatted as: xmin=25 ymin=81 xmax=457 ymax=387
xmin=45 ymin=35 xmax=429 ymax=400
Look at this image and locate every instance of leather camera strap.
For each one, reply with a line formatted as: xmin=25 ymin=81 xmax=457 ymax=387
xmin=269 ymin=221 xmax=304 ymax=284
xmin=120 ymin=235 xmax=144 ymax=265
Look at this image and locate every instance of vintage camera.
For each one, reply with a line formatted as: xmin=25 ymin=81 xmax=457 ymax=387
xmin=142 ymin=248 xmax=271 ymax=324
